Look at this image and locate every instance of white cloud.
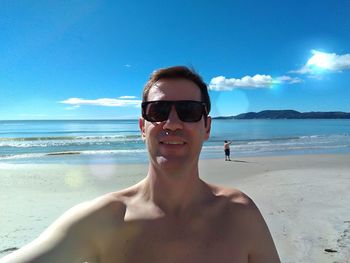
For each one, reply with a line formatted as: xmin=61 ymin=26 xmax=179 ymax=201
xmin=60 ymin=97 xmax=141 ymax=107
xmin=291 ymin=50 xmax=350 ymax=74
xmin=275 ymin=75 xmax=302 ymax=84
xmin=289 ymin=66 xmax=311 ymax=74
xmin=119 ymin=96 xmax=136 ymax=99
xmin=209 ymin=74 xmax=301 ymax=91
xmin=124 ymin=64 xmax=132 ymax=68
xmin=65 ymin=105 xmax=80 ymax=110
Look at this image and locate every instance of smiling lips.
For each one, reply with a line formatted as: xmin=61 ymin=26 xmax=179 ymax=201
xmin=161 ymin=141 xmax=185 ymax=145
xmin=160 ymin=137 xmax=186 ymax=145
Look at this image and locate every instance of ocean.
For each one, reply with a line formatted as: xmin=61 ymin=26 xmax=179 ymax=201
xmin=0 ymin=119 xmax=350 ymax=164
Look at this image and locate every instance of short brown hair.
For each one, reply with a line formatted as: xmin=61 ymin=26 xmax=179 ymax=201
xmin=142 ymin=66 xmax=211 ymax=114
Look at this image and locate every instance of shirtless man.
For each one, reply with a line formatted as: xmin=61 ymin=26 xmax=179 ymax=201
xmin=1 ymin=66 xmax=280 ymax=263
xmin=224 ymin=140 xmax=232 ymax=161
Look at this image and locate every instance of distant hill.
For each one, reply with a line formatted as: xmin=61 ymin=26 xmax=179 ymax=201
xmin=213 ymin=110 xmax=350 ymax=119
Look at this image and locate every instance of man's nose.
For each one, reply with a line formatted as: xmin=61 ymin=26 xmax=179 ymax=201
xmin=162 ymin=106 xmax=183 ymax=130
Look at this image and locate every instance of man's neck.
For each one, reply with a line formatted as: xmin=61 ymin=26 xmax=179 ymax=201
xmin=140 ymin=163 xmax=207 ymax=216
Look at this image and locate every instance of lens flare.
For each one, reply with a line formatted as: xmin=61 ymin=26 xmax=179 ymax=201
xmin=307 ymin=50 xmax=333 ymax=70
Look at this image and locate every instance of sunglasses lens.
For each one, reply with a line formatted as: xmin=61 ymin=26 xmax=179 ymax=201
xmin=142 ymin=101 xmax=205 ymax=122
xmin=176 ymin=101 xmax=204 ymax=122
xmin=143 ymin=101 xmax=170 ymax=122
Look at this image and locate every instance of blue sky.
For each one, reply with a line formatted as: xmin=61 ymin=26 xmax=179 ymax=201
xmin=1 ymin=0 xmax=350 ymax=120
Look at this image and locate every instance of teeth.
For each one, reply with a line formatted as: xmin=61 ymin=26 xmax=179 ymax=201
xmin=163 ymin=141 xmax=184 ymax=145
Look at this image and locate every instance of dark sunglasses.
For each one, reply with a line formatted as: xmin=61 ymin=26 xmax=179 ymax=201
xmin=142 ymin=100 xmax=208 ymax=122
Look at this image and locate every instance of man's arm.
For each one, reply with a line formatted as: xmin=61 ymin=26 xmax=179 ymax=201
xmin=0 ymin=202 xmax=98 ymax=263
xmin=1 ymin=195 xmax=126 ymax=263
xmin=246 ymin=201 xmax=280 ymax=263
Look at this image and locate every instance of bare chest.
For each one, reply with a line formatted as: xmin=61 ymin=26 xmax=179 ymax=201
xmin=98 ymin=218 xmax=249 ymax=263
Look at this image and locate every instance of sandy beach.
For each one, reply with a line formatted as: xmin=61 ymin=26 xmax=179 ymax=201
xmin=1 ymin=154 xmax=350 ymax=262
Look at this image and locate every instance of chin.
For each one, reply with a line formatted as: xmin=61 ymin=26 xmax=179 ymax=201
xmin=155 ymin=156 xmax=189 ymax=170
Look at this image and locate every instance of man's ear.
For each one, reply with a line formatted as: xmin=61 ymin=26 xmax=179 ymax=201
xmin=204 ymin=116 xmax=211 ymax=141
xmin=139 ymin=117 xmax=146 ymax=140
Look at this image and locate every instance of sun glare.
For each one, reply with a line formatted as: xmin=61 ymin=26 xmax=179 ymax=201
xmin=306 ymin=50 xmax=332 ymax=69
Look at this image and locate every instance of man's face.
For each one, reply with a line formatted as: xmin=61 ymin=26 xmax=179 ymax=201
xmin=139 ymin=78 xmax=211 ymax=171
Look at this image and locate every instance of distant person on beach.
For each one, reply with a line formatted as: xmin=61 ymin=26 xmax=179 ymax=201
xmin=1 ymin=66 xmax=280 ymax=263
xmin=224 ymin=140 xmax=232 ymax=161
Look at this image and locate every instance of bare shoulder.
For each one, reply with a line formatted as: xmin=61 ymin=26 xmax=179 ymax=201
xmin=48 ymin=192 xmax=126 ymax=229
xmin=78 ymin=182 xmax=140 ymax=213
xmin=208 ymin=183 xmax=267 ymax=229
xmin=61 ymin=184 xmax=140 ymax=227
xmin=209 ymin=184 xmax=256 ymax=210
xmin=208 ymin=184 xmax=280 ymax=263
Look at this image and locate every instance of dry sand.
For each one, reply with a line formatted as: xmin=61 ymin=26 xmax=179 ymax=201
xmin=0 ymin=154 xmax=350 ymax=262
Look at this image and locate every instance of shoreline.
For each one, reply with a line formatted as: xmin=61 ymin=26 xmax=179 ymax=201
xmin=1 ymin=153 xmax=350 ymax=262
xmin=2 ymin=150 xmax=350 ymax=166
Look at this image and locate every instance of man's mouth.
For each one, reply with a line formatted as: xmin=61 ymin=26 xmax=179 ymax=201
xmin=161 ymin=141 xmax=185 ymax=145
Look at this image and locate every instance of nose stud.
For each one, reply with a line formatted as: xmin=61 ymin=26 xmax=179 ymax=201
xmin=165 ymin=131 xmax=169 ymax=135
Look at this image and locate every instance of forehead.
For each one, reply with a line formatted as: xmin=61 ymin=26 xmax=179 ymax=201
xmin=147 ymin=78 xmax=202 ymax=101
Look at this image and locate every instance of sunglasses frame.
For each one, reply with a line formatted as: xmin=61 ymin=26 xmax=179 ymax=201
xmin=141 ymin=100 xmax=208 ymax=123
